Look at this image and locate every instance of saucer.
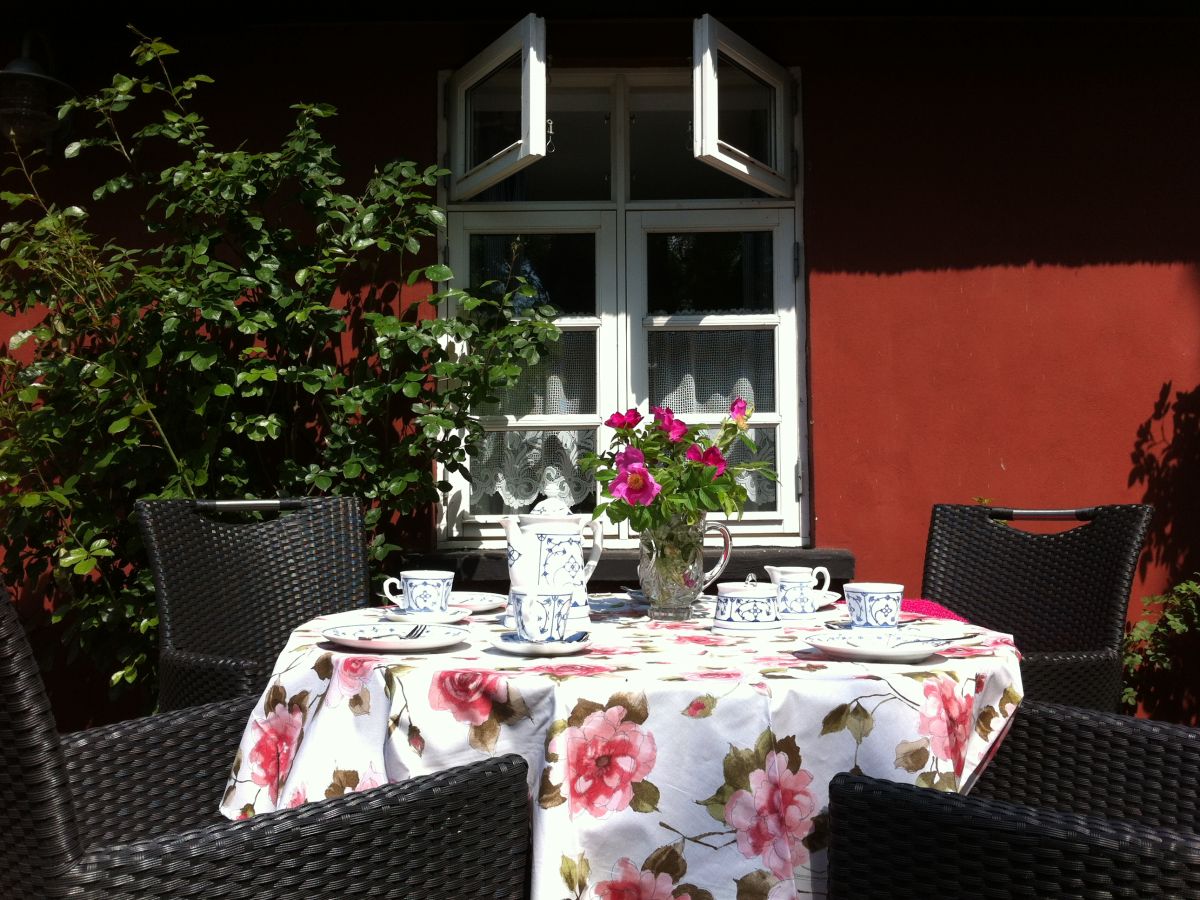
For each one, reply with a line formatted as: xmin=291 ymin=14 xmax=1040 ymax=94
xmin=803 ymin=623 xmax=972 ymax=663
xmin=712 ymin=619 xmax=784 ymax=633
xmin=491 ymin=632 xmax=592 ymax=656
xmin=382 ymin=608 xmax=468 ymax=625
xmin=323 ymin=623 xmax=467 ymax=652
xmin=449 ymin=591 xmax=508 ymax=613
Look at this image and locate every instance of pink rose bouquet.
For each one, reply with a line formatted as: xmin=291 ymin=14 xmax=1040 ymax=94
xmin=584 ymin=398 xmax=775 ymax=532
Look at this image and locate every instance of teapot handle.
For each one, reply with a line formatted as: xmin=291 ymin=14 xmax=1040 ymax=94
xmin=581 ymin=519 xmax=604 ymax=582
xmin=700 ymin=522 xmax=733 ymax=590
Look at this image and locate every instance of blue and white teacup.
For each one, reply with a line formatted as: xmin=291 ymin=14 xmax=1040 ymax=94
xmin=384 ymin=569 xmax=454 ymax=614
xmin=843 ymin=582 xmax=904 ymax=628
xmin=511 ymin=589 xmax=573 ymax=642
xmin=713 ymin=582 xmax=781 ymax=632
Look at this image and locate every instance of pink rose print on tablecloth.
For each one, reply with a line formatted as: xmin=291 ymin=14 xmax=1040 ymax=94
xmin=248 ymin=702 xmax=305 ymax=804
xmin=725 ymin=750 xmax=817 ymax=880
xmin=326 ymin=655 xmax=384 ymax=707
xmin=429 ymin=669 xmax=509 ymax=725
xmin=353 ymin=762 xmax=385 ymax=793
xmin=673 ymin=633 xmax=734 ymax=647
xmin=555 ymin=705 xmax=657 ymax=818
xmin=594 ymin=858 xmax=689 ymax=900
xmin=681 ymin=669 xmax=744 ymax=681
xmin=527 ymin=663 xmax=618 ymax=678
xmin=286 ymin=787 xmax=307 ymax=809
xmin=918 ymin=673 xmax=976 ymax=777
xmin=938 ymin=634 xmax=1021 ymax=659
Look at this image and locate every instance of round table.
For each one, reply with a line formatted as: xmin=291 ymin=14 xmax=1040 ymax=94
xmin=219 ymin=595 xmax=1023 ymax=900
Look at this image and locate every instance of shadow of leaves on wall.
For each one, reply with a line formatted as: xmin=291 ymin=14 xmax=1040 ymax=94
xmin=1128 ymin=381 xmax=1200 ymax=724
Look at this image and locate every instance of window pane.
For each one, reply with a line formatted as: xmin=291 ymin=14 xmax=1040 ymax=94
xmin=478 ymin=332 xmax=596 ymax=416
xmin=469 ymin=233 xmax=596 ymax=316
xmin=647 ymin=232 xmax=772 ymax=314
xmin=648 ymin=331 xmax=775 ymax=414
xmin=470 ymin=430 xmax=597 ymax=515
xmin=706 ymin=426 xmax=777 ymax=512
xmin=476 ymin=87 xmax=611 ymax=201
xmin=717 ymin=52 xmax=775 ymax=168
xmin=629 ymin=86 xmax=766 ymax=200
xmin=466 ymin=53 xmax=522 ymax=170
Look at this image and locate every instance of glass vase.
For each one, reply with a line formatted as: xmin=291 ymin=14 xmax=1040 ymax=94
xmin=638 ymin=513 xmax=732 ymax=620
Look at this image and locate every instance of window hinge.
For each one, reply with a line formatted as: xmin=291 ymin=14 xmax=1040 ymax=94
xmin=795 ymin=461 xmax=803 ymax=500
xmin=793 ymin=242 xmax=801 ymax=281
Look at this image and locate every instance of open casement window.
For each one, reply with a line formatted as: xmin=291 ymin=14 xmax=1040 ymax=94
xmin=438 ymin=23 xmax=807 ymax=550
xmin=446 ymin=14 xmax=547 ymax=201
xmin=692 ymin=14 xmax=794 ymax=198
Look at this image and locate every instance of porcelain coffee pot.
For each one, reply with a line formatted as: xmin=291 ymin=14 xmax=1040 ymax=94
xmin=501 ymin=513 xmax=604 ymax=622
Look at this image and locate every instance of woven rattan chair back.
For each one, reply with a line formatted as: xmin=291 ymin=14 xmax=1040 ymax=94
xmin=0 ymin=596 xmax=81 ymax=896
xmin=921 ymin=504 xmax=1152 ymax=653
xmin=136 ymin=497 xmax=368 ymax=703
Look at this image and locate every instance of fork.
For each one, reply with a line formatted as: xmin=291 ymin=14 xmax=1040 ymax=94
xmin=403 ymin=625 xmax=427 ymax=640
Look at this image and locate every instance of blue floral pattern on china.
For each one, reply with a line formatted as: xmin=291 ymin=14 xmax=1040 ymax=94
xmin=777 ymin=582 xmax=819 ymax=617
xmin=400 ymin=575 xmax=454 ymax=613
xmin=715 ymin=593 xmax=780 ymax=625
xmin=846 ymin=590 xmax=902 ymax=627
xmin=537 ymin=535 xmax=589 ymax=617
xmin=511 ymin=590 xmax=573 ymax=642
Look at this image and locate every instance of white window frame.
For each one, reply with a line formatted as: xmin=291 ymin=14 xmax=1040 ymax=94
xmin=439 ymin=210 xmax=619 ymax=544
xmin=446 ymin=13 xmax=547 ymax=201
xmin=693 ymin=13 xmax=794 ymax=198
xmin=437 ymin=33 xmax=808 ymax=549
xmin=625 ymin=208 xmax=801 ymax=538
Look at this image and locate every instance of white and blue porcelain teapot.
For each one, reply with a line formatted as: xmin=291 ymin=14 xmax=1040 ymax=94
xmin=501 ymin=504 xmax=603 ymax=622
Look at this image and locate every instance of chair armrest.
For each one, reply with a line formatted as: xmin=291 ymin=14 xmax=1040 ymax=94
xmin=61 ymin=696 xmax=257 ymax=847
xmin=1020 ymin=648 xmax=1122 ymax=711
xmin=50 ymin=754 xmax=530 ymax=900
xmin=828 ymin=772 xmax=1200 ymax=899
xmin=158 ymin=646 xmax=269 ymax=711
xmin=974 ymin=700 xmax=1200 ymax=830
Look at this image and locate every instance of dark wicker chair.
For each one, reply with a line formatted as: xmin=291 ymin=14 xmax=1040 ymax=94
xmin=921 ymin=503 xmax=1153 ymax=711
xmin=828 ymin=700 xmax=1200 ymax=898
xmin=0 ymin=595 xmax=529 ymax=900
xmin=135 ymin=497 xmax=370 ymax=711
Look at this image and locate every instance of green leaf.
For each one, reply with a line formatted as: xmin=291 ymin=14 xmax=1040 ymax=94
xmin=18 ymin=492 xmax=43 ymax=508
xmin=64 ymin=141 xmax=81 ymax=158
xmin=108 ymin=416 xmax=132 ymax=434
xmin=425 ymin=263 xmax=453 ymax=282
xmin=213 ymin=383 xmax=234 ymax=397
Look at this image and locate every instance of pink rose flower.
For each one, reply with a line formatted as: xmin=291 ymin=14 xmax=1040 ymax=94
xmin=918 ymin=673 xmax=976 ymax=776
xmin=651 ymin=405 xmax=689 ymax=442
xmin=608 ymin=463 xmax=662 ymax=506
xmin=595 ymin=857 xmax=688 ymax=900
xmin=527 ymin=663 xmax=617 ymax=678
xmin=429 ymin=669 xmax=509 ymax=725
xmin=683 ymin=698 xmax=711 ymax=718
xmin=615 ymin=446 xmax=645 ymax=470
xmin=248 ymin=702 xmax=305 ymax=804
xmin=730 ymin=397 xmax=751 ymax=429
xmin=326 ymin=655 xmax=384 ymax=706
xmin=725 ymin=750 xmax=817 ymax=879
xmin=605 ymin=409 xmax=644 ymax=429
xmin=555 ymin=706 xmax=657 ymax=819
xmin=686 ymin=443 xmax=728 ymax=477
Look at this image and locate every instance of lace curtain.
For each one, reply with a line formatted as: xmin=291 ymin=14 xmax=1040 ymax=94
xmin=471 ymin=430 xmax=596 ymax=514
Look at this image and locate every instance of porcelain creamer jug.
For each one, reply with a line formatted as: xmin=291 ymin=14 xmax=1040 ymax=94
xmin=501 ymin=513 xmax=603 ymax=621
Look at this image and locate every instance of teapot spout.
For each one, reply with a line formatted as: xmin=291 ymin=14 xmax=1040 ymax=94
xmin=500 ymin=515 xmax=522 ymax=542
xmin=764 ymin=565 xmax=781 ymax=585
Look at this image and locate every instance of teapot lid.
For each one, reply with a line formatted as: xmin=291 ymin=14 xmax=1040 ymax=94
xmin=530 ymin=497 xmax=573 ymax=516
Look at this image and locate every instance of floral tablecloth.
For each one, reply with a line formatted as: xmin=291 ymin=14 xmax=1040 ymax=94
xmin=219 ymin=596 xmax=1023 ymax=900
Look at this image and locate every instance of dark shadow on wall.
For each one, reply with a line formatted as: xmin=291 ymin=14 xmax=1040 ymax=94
xmin=1128 ymin=381 xmax=1200 ymax=724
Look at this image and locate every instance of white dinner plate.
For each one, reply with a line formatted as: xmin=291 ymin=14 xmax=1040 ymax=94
xmin=490 ymin=632 xmax=592 ymax=656
xmin=323 ymin=623 xmax=467 ymax=652
xmin=449 ymin=591 xmax=508 ymax=613
xmin=382 ymin=608 xmax=468 ymax=625
xmin=803 ymin=625 xmax=968 ymax=663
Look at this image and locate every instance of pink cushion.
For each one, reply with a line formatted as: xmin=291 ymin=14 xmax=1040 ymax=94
xmin=900 ymin=598 xmax=968 ymax=622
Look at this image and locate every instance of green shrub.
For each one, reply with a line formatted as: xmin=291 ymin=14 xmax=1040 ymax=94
xmin=0 ymin=33 xmax=558 ymax=697
xmin=1123 ymin=576 xmax=1200 ymax=709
